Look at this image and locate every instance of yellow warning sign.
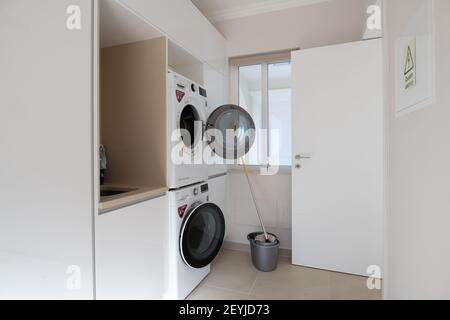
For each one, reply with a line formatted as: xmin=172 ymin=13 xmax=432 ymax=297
xmin=404 ymin=38 xmax=416 ymax=90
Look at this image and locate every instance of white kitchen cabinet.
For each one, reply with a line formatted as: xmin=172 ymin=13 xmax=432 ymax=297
xmin=0 ymin=0 xmax=228 ymax=300
xmin=119 ymin=0 xmax=227 ymax=74
xmin=95 ymin=195 xmax=168 ymax=300
xmin=208 ymin=176 xmax=229 ymax=240
xmin=0 ymin=0 xmax=95 ymax=300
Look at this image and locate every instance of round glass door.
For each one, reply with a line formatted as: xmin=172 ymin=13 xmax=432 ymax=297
xmin=180 ymin=203 xmax=225 ymax=269
xmin=206 ymin=105 xmax=256 ymax=160
xmin=179 ymin=104 xmax=202 ymax=149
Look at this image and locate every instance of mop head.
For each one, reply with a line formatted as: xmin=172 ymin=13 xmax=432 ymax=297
xmin=255 ymin=233 xmax=278 ymax=244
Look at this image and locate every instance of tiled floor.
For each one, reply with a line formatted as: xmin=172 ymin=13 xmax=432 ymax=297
xmin=187 ymin=249 xmax=382 ymax=300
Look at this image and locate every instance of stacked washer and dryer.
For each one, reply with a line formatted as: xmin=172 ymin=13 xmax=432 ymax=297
xmin=165 ymin=71 xmax=226 ymax=300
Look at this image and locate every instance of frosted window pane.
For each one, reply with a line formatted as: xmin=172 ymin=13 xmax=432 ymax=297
xmin=269 ymin=62 xmax=292 ymax=166
xmin=239 ymin=65 xmax=262 ymax=165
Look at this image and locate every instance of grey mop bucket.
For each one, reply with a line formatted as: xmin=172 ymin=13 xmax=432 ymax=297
xmin=247 ymin=233 xmax=280 ymax=272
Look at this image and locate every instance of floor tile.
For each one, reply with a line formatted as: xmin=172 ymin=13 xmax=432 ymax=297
xmin=187 ymin=286 xmax=249 ymax=300
xmin=330 ymin=272 xmax=382 ymax=300
xmin=189 ymin=249 xmax=382 ymax=300
xmin=202 ymin=250 xmax=258 ymax=293
xmin=250 ymin=259 xmax=332 ymax=300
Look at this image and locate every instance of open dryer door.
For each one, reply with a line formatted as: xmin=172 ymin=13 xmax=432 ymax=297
xmin=205 ymin=105 xmax=256 ymax=160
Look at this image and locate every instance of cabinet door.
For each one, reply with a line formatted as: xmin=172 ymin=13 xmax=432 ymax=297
xmin=96 ymin=196 xmax=168 ymax=300
xmin=0 ymin=0 xmax=94 ymax=299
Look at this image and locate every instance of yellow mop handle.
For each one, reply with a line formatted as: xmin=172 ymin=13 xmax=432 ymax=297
xmin=241 ymin=158 xmax=250 ymax=177
xmin=240 ymin=157 xmax=269 ymax=241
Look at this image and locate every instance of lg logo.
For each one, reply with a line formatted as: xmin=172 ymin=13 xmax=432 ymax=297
xmin=66 ymin=5 xmax=81 ymax=30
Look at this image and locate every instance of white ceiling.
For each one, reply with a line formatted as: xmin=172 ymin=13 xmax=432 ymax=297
xmin=191 ymin=0 xmax=330 ymax=22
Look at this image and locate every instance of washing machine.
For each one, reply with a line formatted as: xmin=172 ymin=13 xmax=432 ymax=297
xmin=165 ymin=182 xmax=225 ymax=300
xmin=167 ymin=71 xmax=209 ymax=190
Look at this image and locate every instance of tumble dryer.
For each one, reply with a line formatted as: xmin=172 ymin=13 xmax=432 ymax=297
xmin=167 ymin=71 xmax=208 ymax=190
xmin=167 ymin=71 xmax=256 ymax=190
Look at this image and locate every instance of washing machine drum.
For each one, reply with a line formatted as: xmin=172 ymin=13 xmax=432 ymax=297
xmin=180 ymin=203 xmax=225 ymax=269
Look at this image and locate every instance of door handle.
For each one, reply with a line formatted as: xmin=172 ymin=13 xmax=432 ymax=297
xmin=295 ymin=153 xmax=312 ymax=160
xmin=294 ymin=154 xmax=312 ymax=170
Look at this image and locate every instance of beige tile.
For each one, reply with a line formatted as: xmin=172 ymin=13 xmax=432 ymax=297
xmin=197 ymin=250 xmax=381 ymax=301
xmin=329 ymin=272 xmax=382 ymax=300
xmin=250 ymin=259 xmax=332 ymax=300
xmin=187 ymin=286 xmax=249 ymax=300
xmin=212 ymin=249 xmax=255 ymax=269
xmin=203 ymin=250 xmax=258 ymax=293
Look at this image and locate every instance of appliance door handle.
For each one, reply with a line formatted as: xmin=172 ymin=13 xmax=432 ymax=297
xmin=295 ymin=153 xmax=312 ymax=160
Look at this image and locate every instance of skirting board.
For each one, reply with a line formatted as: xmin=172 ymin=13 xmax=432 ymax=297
xmin=222 ymin=241 xmax=292 ymax=258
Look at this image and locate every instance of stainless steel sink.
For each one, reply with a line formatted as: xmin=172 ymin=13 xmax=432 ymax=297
xmin=100 ymin=187 xmax=136 ymax=198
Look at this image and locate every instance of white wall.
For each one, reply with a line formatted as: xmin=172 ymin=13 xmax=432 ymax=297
xmin=227 ymin=170 xmax=292 ymax=250
xmin=385 ymin=0 xmax=450 ymax=299
xmin=215 ymin=0 xmax=368 ymax=57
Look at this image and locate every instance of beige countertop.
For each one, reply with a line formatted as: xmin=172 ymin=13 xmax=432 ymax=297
xmin=99 ymin=185 xmax=167 ymax=214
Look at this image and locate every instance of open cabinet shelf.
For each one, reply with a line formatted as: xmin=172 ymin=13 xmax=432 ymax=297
xmin=99 ymin=0 xmax=168 ymax=212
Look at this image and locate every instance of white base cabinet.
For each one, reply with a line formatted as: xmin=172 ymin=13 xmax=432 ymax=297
xmin=95 ymin=196 xmax=168 ymax=300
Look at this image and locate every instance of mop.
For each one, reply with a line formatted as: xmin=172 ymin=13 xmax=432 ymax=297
xmin=241 ymin=158 xmax=277 ymax=244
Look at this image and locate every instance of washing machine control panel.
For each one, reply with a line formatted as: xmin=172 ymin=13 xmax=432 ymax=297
xmin=201 ymin=184 xmax=208 ymax=193
xmin=199 ymin=87 xmax=207 ymax=98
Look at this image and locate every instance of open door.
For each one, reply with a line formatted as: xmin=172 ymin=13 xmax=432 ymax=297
xmin=291 ymin=39 xmax=383 ymax=276
xmin=205 ymin=104 xmax=256 ymax=161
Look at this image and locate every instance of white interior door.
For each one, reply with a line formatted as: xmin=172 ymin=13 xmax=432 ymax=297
xmin=291 ymin=39 xmax=383 ymax=276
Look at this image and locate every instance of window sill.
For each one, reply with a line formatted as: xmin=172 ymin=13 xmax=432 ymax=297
xmin=227 ymin=165 xmax=292 ymax=175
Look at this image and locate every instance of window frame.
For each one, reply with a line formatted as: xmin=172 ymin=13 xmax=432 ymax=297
xmin=229 ymin=52 xmax=292 ymax=170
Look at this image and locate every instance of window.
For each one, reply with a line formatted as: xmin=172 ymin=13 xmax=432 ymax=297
xmin=238 ymin=65 xmax=262 ymax=165
xmin=233 ymin=57 xmax=292 ymax=166
xmin=268 ymin=62 xmax=292 ymax=166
